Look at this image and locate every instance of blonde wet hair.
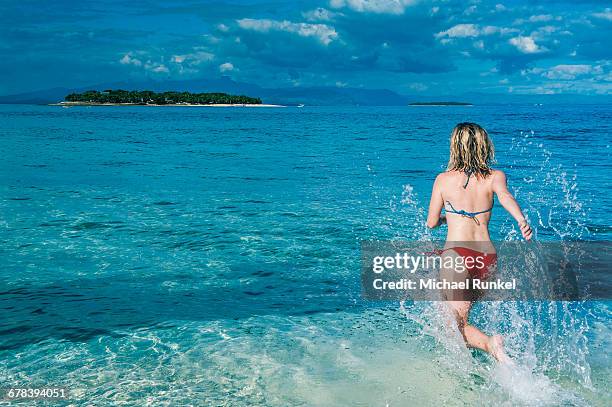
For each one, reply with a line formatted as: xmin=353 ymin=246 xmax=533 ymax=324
xmin=447 ymin=122 xmax=494 ymax=177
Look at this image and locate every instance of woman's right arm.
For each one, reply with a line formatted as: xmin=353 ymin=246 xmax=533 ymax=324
xmin=492 ymin=170 xmax=533 ymax=240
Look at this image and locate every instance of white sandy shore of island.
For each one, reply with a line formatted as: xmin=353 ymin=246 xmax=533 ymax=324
xmin=50 ymin=102 xmax=285 ymax=107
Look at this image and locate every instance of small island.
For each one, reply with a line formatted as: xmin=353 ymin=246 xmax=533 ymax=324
xmin=51 ymin=89 xmax=282 ymax=107
xmin=409 ymin=101 xmax=473 ymax=106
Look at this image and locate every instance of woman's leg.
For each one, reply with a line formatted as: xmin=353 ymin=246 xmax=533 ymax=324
xmin=447 ymin=300 xmax=510 ymax=362
xmin=440 ymin=249 xmax=510 ymax=362
xmin=447 ymin=301 xmax=488 ymax=351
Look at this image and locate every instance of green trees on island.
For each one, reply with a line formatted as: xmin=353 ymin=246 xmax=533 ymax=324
xmin=64 ymin=90 xmax=262 ymax=105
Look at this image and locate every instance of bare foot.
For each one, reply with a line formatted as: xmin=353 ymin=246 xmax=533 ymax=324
xmin=487 ymin=335 xmax=511 ymax=363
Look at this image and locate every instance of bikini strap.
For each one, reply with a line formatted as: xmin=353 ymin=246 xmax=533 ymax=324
xmin=444 ymin=201 xmax=493 ymax=225
xmin=463 ymin=169 xmax=473 ymax=189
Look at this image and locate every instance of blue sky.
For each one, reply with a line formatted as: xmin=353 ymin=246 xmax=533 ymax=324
xmin=1 ymin=0 xmax=610 ymax=95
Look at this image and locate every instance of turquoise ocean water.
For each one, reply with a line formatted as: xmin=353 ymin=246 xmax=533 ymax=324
xmin=1 ymin=104 xmax=610 ymax=405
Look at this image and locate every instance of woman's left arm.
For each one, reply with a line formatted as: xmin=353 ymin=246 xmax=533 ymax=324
xmin=426 ymin=174 xmax=445 ymax=229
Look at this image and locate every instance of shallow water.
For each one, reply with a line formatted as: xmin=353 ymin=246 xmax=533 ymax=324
xmin=1 ymin=104 xmax=610 ymax=405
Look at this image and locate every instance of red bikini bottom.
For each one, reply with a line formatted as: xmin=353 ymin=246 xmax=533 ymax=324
xmin=427 ymin=247 xmax=497 ymax=280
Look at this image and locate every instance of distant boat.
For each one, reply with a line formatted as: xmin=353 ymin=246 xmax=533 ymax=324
xmin=297 ymin=104 xmax=305 ymax=108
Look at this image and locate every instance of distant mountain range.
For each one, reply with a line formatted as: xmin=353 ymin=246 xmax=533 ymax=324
xmin=0 ymin=76 xmax=609 ymax=106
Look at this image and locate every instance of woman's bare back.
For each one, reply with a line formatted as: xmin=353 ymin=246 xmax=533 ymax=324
xmin=438 ymin=170 xmax=495 ymax=241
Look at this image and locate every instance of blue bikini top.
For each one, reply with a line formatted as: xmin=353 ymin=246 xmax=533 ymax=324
xmin=444 ymin=170 xmax=493 ymax=223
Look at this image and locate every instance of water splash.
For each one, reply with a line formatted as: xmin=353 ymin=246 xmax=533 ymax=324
xmin=489 ymin=362 xmax=570 ymax=405
xmin=503 ymin=130 xmax=590 ymax=241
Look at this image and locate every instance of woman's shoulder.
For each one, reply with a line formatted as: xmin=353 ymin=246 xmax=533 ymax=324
xmin=489 ymin=169 xmax=506 ymax=181
xmin=434 ymin=171 xmax=460 ymax=188
xmin=437 ymin=170 xmax=456 ymax=177
xmin=436 ymin=170 xmax=460 ymax=180
xmin=434 ymin=171 xmax=451 ymax=182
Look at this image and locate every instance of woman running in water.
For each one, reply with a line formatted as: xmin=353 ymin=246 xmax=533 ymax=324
xmin=426 ymin=122 xmax=532 ymax=362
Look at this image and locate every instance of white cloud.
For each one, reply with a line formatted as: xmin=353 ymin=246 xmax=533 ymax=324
xmin=521 ymin=63 xmax=610 ymax=87
xmin=528 ymin=14 xmax=554 ymax=23
xmin=203 ymin=34 xmax=221 ymax=44
xmin=541 ymin=64 xmax=594 ymax=80
xmin=514 ymin=14 xmax=562 ymax=25
xmin=152 ymin=65 xmax=169 ymax=73
xmin=329 ymin=0 xmax=415 ymax=15
xmin=509 ymin=36 xmax=546 ymax=53
xmin=510 ymin=78 xmax=612 ymax=95
xmin=481 ymin=25 xmax=518 ymax=35
xmin=302 ymin=7 xmax=336 ymax=21
xmin=534 ymin=25 xmax=559 ymax=35
xmin=144 ymin=62 xmax=169 ymax=73
xmin=120 ymin=52 xmax=171 ymax=74
xmin=237 ymin=18 xmax=338 ymax=45
xmin=219 ymin=62 xmax=234 ymax=73
xmin=592 ymin=8 xmax=612 ymax=21
xmin=435 ymin=24 xmax=479 ymax=38
xmin=217 ymin=23 xmax=230 ymax=32
xmin=119 ymin=54 xmax=142 ymax=66
xmin=531 ymin=86 xmax=557 ymax=95
xmin=171 ymin=50 xmax=214 ymax=66
xmin=435 ymin=24 xmax=517 ymax=40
